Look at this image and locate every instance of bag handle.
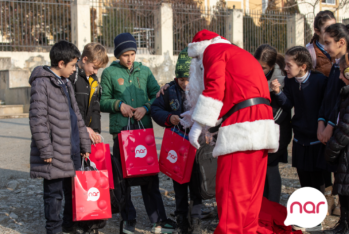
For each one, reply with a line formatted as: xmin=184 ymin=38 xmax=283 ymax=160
xmin=80 ymin=157 xmax=98 ymax=172
xmin=137 ymin=120 xmax=145 ymax=130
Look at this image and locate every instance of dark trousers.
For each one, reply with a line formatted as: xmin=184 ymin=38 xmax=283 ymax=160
xmin=340 ymin=195 xmax=349 ymax=210
xmin=113 ymin=136 xmax=167 ymax=223
xmin=43 ymin=177 xmax=74 ymax=234
xmin=297 ymin=169 xmax=325 ymax=194
xmin=264 ymin=164 xmax=282 ymax=203
xmin=172 ymin=160 xmax=202 ymax=218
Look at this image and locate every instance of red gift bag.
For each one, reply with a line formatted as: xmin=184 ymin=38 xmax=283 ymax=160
xmin=90 ymin=141 xmax=114 ymax=189
xmin=159 ymin=127 xmax=197 ymax=184
xmin=72 ymin=160 xmax=112 ymax=221
xmin=118 ymin=121 xmax=159 ymax=178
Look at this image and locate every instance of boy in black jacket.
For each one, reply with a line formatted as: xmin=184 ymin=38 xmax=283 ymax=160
xmin=151 ymin=48 xmax=202 ymax=234
xmin=69 ymin=42 xmax=109 ymax=144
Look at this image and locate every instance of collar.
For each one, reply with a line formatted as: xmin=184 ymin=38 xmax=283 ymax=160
xmin=294 ymin=71 xmax=311 ymax=84
xmin=315 ymin=40 xmax=331 ymax=61
xmin=47 ymin=67 xmax=66 ymax=85
xmin=265 ymin=69 xmax=274 ymax=81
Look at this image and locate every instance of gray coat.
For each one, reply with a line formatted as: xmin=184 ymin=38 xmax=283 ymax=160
xmin=29 ymin=66 xmax=91 ymax=180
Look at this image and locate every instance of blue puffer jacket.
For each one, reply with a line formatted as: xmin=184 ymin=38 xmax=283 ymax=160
xmin=151 ymin=80 xmax=185 ymax=129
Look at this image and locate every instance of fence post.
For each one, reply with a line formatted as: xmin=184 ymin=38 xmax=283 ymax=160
xmin=225 ymin=9 xmax=243 ymax=48
xmin=71 ymin=0 xmax=91 ymax=51
xmin=287 ymin=14 xmax=304 ymax=48
xmin=154 ymin=3 xmax=173 ymax=56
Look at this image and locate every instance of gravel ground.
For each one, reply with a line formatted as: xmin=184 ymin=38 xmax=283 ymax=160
xmin=0 ymin=115 xmax=341 ymax=233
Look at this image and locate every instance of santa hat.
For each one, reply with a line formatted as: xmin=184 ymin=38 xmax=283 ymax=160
xmin=188 ymin=29 xmax=230 ymax=58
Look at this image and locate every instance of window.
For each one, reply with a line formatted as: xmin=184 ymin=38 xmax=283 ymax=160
xmin=322 ymin=0 xmax=336 ymax=5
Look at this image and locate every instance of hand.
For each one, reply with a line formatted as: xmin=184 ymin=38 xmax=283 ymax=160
xmin=95 ymin=134 xmax=102 ymax=144
xmin=189 ymin=122 xmax=203 ymax=149
xmin=170 ymin=115 xmax=180 ymax=125
xmin=321 ymin=124 xmax=334 ymax=145
xmin=317 ymin=121 xmax=325 ymax=144
xmin=44 ymin=158 xmax=52 ymax=163
xmin=271 ymin=79 xmax=281 ymax=94
xmin=87 ymin=127 xmax=99 ymax=144
xmin=156 ymin=84 xmax=170 ymax=98
xmin=120 ymin=103 xmax=135 ymax=118
xmin=133 ymin=107 xmax=147 ymax=121
xmin=180 ymin=111 xmax=194 ymax=129
xmin=81 ymin=152 xmax=90 ymax=159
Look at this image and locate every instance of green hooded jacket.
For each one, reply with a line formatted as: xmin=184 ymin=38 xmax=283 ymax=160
xmin=100 ymin=61 xmax=160 ymax=135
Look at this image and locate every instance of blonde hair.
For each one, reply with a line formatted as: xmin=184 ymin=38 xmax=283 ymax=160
xmin=81 ymin=42 xmax=109 ymax=68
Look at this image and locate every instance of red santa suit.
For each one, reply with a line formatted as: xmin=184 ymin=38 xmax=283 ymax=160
xmin=185 ymin=30 xmax=280 ymax=234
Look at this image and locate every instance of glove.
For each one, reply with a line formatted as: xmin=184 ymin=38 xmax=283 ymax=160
xmin=189 ymin=122 xmax=203 ymax=149
xmin=180 ymin=111 xmax=194 ymax=129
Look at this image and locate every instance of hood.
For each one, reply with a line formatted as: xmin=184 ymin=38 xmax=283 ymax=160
xmin=29 ymin=66 xmax=58 ymax=85
xmin=268 ymin=64 xmax=285 ymax=92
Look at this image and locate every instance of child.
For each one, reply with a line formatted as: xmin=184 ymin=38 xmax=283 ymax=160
xmin=306 ymin=10 xmax=336 ymax=77
xmin=69 ymin=42 xmax=109 ymax=144
xmin=324 ymin=53 xmax=349 ymax=234
xmin=29 ymin=40 xmax=91 ymax=234
xmin=254 ymin=44 xmax=292 ymax=204
xmin=100 ymin=33 xmax=175 ymax=234
xmin=271 ymin=46 xmax=327 ymax=232
xmin=69 ymin=42 xmax=109 ymax=233
xmin=151 ymin=47 xmax=202 ymax=234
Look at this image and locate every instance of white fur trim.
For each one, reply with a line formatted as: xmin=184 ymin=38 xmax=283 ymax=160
xmin=212 ymin=120 xmax=280 ymax=157
xmin=188 ymin=36 xmax=231 ymax=58
xmin=192 ymin=94 xmax=223 ymax=127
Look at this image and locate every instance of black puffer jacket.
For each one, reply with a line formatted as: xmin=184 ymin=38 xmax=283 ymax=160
xmin=69 ymin=66 xmax=101 ymax=133
xmin=325 ymin=85 xmax=349 ymax=195
xmin=29 ymin=66 xmax=91 ymax=180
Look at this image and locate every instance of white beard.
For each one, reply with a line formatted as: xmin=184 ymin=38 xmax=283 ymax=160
xmin=180 ymin=57 xmax=205 ymax=129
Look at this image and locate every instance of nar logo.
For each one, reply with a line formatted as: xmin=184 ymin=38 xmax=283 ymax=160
xmin=167 ymin=150 xmax=178 ymax=163
xmin=284 ymin=187 xmax=327 ymax=228
xmin=87 ymin=187 xmax=100 ymax=201
xmin=135 ymin=145 xmax=147 ymax=158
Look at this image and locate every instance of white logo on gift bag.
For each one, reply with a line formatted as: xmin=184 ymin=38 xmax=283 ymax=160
xmin=135 ymin=145 xmax=147 ymax=158
xmin=167 ymin=150 xmax=178 ymax=163
xmin=87 ymin=187 xmax=100 ymax=201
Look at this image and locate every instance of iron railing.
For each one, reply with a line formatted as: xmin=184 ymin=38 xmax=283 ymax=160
xmin=243 ymin=10 xmax=290 ymax=54
xmin=0 ymin=0 xmax=72 ymax=52
xmin=90 ymin=0 xmax=157 ymax=55
xmin=172 ymin=3 xmax=229 ymax=55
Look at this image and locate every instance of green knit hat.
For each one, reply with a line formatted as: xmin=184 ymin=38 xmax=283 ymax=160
xmin=175 ymin=47 xmax=192 ymax=78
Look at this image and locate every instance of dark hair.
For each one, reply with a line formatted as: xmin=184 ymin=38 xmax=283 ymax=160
xmin=285 ymin=46 xmax=313 ymax=71
xmin=50 ymin=40 xmax=80 ymax=67
xmin=310 ymin=10 xmax=335 ymax=44
xmin=325 ymin=23 xmax=349 ymax=52
xmin=254 ymin=44 xmax=285 ymax=73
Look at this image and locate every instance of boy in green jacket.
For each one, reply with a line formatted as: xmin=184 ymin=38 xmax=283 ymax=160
xmin=100 ymin=33 xmax=175 ymax=234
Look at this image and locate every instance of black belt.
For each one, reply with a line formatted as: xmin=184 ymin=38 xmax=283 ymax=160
xmin=209 ymin=97 xmax=270 ymax=133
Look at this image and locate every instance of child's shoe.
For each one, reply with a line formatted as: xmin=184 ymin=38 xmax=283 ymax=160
xmin=173 ymin=215 xmax=189 ymax=234
xmin=151 ymin=219 xmax=176 ymax=233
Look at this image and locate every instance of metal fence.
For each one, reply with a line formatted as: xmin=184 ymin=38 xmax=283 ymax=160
xmin=90 ymin=0 xmax=158 ymax=55
xmin=0 ymin=0 xmax=72 ymax=52
xmin=172 ymin=3 xmax=229 ymax=55
xmin=243 ymin=10 xmax=290 ymax=54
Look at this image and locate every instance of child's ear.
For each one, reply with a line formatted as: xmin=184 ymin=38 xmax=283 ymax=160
xmin=82 ymin=56 xmax=89 ymax=64
xmin=301 ymin=64 xmax=307 ymax=72
xmin=339 ymin=38 xmax=346 ymax=48
xmin=58 ymin=60 xmax=65 ymax=69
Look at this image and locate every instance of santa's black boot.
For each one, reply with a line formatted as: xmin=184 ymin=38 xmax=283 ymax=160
xmin=324 ymin=207 xmax=349 ymax=234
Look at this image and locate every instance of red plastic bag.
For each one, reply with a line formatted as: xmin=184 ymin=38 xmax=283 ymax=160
xmin=118 ymin=121 xmax=159 ymax=178
xmin=72 ymin=159 xmax=112 ymax=221
xmin=90 ymin=141 xmax=114 ymax=189
xmin=159 ymin=127 xmax=197 ymax=184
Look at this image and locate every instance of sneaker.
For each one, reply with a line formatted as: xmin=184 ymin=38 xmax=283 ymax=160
xmin=191 ymin=217 xmax=202 ymax=234
xmin=123 ymin=220 xmax=136 ymax=234
xmin=173 ymin=215 xmax=189 ymax=234
xmin=62 ymin=224 xmax=77 ymax=233
xmin=151 ymin=219 xmax=176 ymax=233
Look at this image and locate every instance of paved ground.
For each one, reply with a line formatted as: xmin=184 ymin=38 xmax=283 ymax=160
xmin=0 ymin=114 xmax=341 ymax=233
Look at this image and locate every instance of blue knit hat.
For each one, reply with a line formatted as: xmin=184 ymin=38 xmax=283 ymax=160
xmin=113 ymin=33 xmax=137 ymax=59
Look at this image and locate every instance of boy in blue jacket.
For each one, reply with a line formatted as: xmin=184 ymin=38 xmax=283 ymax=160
xmin=151 ymin=48 xmax=202 ymax=234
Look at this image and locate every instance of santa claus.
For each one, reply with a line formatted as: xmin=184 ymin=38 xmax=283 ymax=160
xmin=181 ymin=30 xmax=280 ymax=233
